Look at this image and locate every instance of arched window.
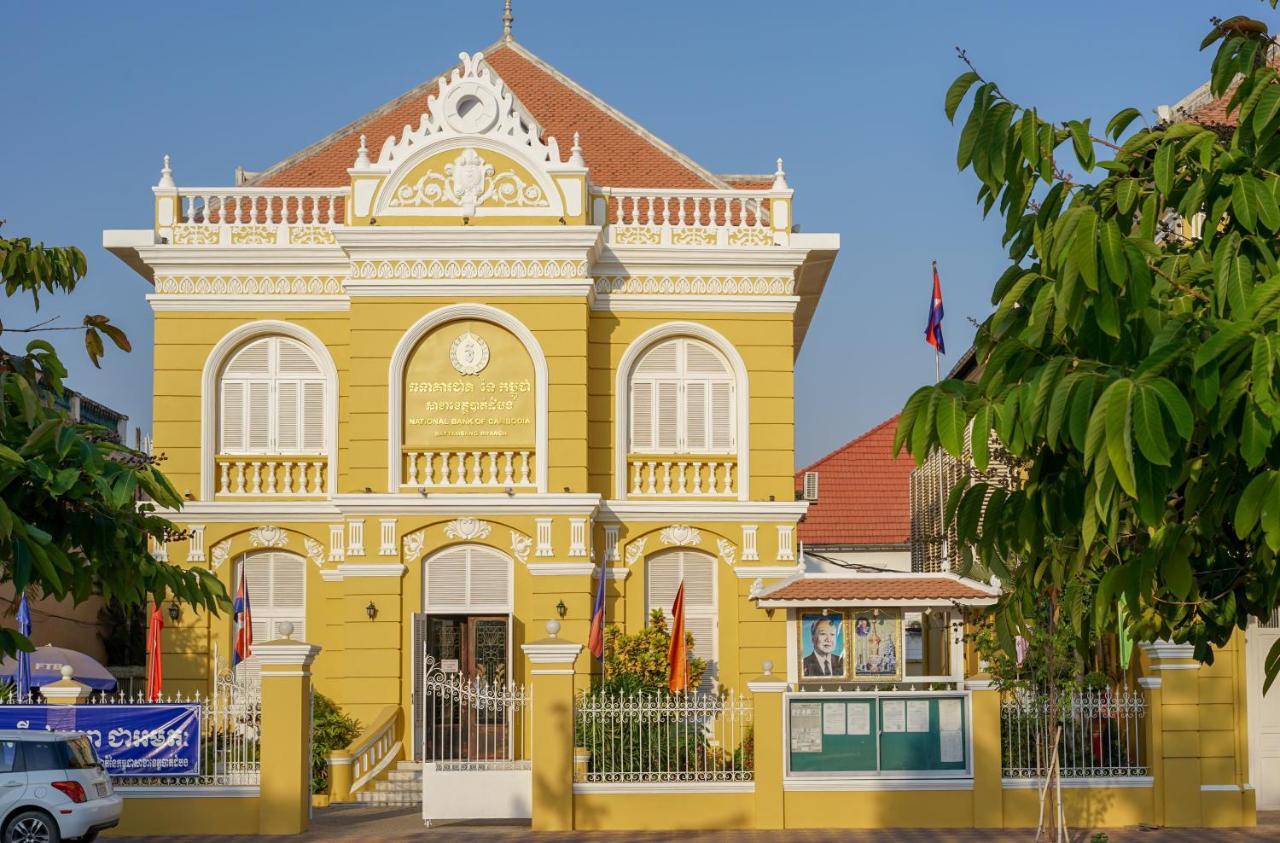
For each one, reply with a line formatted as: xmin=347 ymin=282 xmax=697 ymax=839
xmin=236 ymin=550 xmax=306 ymax=679
xmin=646 ymin=548 xmax=717 ymax=685
xmin=629 ymin=338 xmax=734 ymax=454
xmin=218 ymin=337 xmax=325 ymax=455
xmin=424 ymin=545 xmax=513 ymax=614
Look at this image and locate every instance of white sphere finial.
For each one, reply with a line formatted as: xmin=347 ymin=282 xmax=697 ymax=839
xmin=157 ymin=154 xmax=176 ymax=189
xmin=545 ymin=619 xmax=561 ymax=639
xmin=771 ymin=157 xmax=788 ymax=190
xmin=279 ymin=621 xmax=295 ymax=640
xmin=761 ymin=659 xmax=774 ymax=677
xmin=60 ymin=665 xmax=74 ymax=680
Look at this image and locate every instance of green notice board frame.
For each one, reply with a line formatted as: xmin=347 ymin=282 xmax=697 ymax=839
xmin=785 ymin=691 xmax=971 ymax=778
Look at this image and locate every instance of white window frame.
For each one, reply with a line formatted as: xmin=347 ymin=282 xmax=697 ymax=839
xmin=218 ymin=336 xmax=326 ymax=457
xmin=628 ymin=337 xmax=736 ymax=456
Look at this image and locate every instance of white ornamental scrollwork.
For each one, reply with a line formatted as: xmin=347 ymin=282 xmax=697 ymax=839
xmin=444 ymin=517 xmax=491 ymax=541
xmin=403 ymin=532 xmax=425 ymax=563
xmin=210 ymin=541 xmax=231 ymax=571
xmin=749 ymin=577 xmax=765 ymax=599
xmin=510 ymin=531 xmax=532 ymax=565
xmin=388 ymin=148 xmax=546 ymax=216
xmin=249 ymin=525 xmax=288 ymax=548
xmin=303 ymin=537 xmax=325 ymax=568
xmin=716 ymin=538 xmax=736 ymax=567
xmin=659 ymin=525 xmax=701 ymax=547
xmin=624 ymin=538 xmax=647 ymax=567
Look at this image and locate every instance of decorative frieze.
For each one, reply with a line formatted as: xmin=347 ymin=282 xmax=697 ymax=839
xmin=187 ymin=525 xmax=206 ymax=563
xmin=593 ymin=275 xmax=794 ymax=296
xmin=249 ymin=525 xmax=288 ymax=548
xmin=154 ymin=275 xmax=344 ymax=295
xmin=171 ymin=224 xmax=221 ymax=245
xmin=288 ymin=226 xmax=337 ymax=245
xmin=351 ymin=258 xmax=586 ymax=280
xmin=228 ymin=225 xmax=277 ymax=245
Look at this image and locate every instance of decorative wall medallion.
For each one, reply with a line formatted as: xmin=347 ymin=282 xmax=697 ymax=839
xmin=716 ymin=538 xmax=736 ymax=567
xmin=444 ymin=517 xmax=491 ymax=541
xmin=210 ymin=541 xmax=231 ymax=571
xmin=624 ymin=538 xmax=647 ymax=566
xmin=303 ymin=537 xmax=326 ymax=568
xmin=449 ymin=331 xmax=490 ymax=375
xmin=660 ymin=525 xmax=701 ymax=547
xmin=388 ymin=148 xmax=546 ymax=216
xmin=403 ymin=532 xmax=425 ymax=563
xmin=510 ymin=531 xmax=532 ymax=565
xmin=249 ymin=525 xmax=289 ymax=548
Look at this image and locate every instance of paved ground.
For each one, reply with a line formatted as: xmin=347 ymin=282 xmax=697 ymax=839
xmin=107 ymin=806 xmax=1280 ymax=841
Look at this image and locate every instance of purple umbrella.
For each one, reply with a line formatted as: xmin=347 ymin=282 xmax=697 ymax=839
xmin=0 ymin=644 xmax=117 ymax=692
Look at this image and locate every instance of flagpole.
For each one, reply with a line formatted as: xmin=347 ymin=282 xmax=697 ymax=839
xmin=933 ymin=259 xmax=948 ymax=572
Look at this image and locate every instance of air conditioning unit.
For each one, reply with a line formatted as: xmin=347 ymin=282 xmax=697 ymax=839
xmin=802 ymin=471 xmax=819 ymax=502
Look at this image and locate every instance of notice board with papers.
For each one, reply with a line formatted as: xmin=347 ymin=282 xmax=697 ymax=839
xmin=786 ymin=693 xmax=969 ymax=775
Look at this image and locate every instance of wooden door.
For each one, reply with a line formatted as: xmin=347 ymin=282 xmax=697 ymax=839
xmin=466 ymin=617 xmax=509 ymax=760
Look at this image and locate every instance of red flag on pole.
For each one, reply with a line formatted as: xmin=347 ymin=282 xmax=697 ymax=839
xmin=145 ymin=601 xmax=165 ymax=702
xmin=666 ymin=581 xmax=689 ymax=694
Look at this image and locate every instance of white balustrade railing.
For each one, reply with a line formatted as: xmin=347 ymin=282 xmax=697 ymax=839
xmin=177 ymin=188 xmax=345 ymax=227
xmin=597 ymin=188 xmax=781 ymax=246
xmin=403 ymin=450 xmax=533 ymax=490
xmin=216 ymin=456 xmax=327 ymax=497
xmin=1001 ymin=687 xmax=1148 ymax=779
xmin=573 ymin=689 xmax=753 ymax=783
xmin=347 ymin=705 xmax=403 ymax=794
xmin=628 ymin=455 xmax=736 ymax=497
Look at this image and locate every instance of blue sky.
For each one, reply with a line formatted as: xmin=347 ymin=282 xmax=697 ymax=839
xmin=0 ymin=1 xmax=1247 ymax=465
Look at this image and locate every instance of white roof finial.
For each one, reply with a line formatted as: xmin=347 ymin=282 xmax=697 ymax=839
xmin=157 ymin=154 xmax=176 ymax=189
xmin=354 ymin=134 xmax=371 ymax=169
xmin=568 ymin=131 xmax=585 ymax=167
xmin=771 ymin=156 xmax=789 ymax=190
xmin=502 ymin=0 xmax=514 ymax=41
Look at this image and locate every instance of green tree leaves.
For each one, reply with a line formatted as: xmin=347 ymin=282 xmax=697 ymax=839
xmin=900 ymin=15 xmax=1280 ymax=685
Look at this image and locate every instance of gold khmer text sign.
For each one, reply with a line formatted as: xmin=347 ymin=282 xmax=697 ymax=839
xmin=403 ymin=320 xmax=535 ymax=448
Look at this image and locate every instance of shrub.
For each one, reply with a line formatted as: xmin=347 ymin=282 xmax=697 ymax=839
xmin=312 ymin=694 xmax=360 ymax=794
xmin=602 ymin=609 xmax=707 ymax=692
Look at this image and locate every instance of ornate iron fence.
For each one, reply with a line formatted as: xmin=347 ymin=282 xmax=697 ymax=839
xmin=1001 ymin=687 xmax=1147 ymax=779
xmin=573 ymin=689 xmax=753 ymax=783
xmin=419 ymin=656 xmax=531 ymax=769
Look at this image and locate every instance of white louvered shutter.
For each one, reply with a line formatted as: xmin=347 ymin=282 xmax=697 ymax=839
xmin=276 ymin=382 xmax=299 ymax=451
xmin=425 ymin=546 xmax=469 ymax=611
xmin=220 ymin=381 xmax=246 ymax=453
xmin=709 ymin=382 xmax=734 ymax=451
xmin=219 ymin=337 xmax=325 ymax=456
xmin=237 ymin=551 xmax=306 ymax=682
xmin=630 ymin=382 xmax=654 ymax=451
xmin=686 ymin=381 xmax=708 ymax=451
xmin=424 ymin=546 xmax=511 ymax=612
xmin=301 ymin=382 xmax=325 ymax=452
xmin=628 ymin=337 xmax=735 ymax=457
xmin=468 ymin=549 xmax=510 ymax=609
xmin=646 ymin=549 xmax=718 ymax=686
xmin=246 ymin=382 xmax=271 ymax=452
xmin=655 ymin=382 xmax=679 ymax=450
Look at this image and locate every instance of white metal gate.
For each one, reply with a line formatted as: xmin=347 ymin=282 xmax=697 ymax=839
xmin=1247 ymin=610 xmax=1280 ymax=809
xmin=419 ymin=655 xmax=532 ymax=824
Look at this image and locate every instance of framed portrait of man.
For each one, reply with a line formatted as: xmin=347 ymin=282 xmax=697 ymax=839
xmin=799 ymin=612 xmax=847 ymax=680
xmin=852 ymin=610 xmax=902 ymax=680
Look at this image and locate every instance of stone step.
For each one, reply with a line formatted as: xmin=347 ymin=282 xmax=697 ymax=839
xmin=387 ymin=770 xmax=422 ymax=782
xmin=355 ymin=790 xmax=421 ymax=806
xmin=372 ymin=779 xmax=420 ymax=792
xmin=395 ymin=760 xmax=422 ymax=771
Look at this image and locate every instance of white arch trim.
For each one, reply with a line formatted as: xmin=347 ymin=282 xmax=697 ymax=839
xmin=200 ymin=321 xmax=340 ymax=501
xmin=614 ymin=322 xmax=750 ymax=501
xmin=388 ymin=303 xmax=549 ymax=492
xmin=421 ymin=542 xmax=516 ymax=614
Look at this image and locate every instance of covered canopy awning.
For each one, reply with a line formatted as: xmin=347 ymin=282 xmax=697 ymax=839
xmin=752 ymin=572 xmax=1000 ymax=609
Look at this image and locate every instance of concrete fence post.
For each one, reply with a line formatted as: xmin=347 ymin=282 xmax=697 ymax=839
xmin=254 ymin=629 xmax=321 ymax=835
xmin=522 ymin=622 xmax=583 ymax=832
xmin=747 ymin=662 xmax=788 ymax=830
xmin=966 ymin=679 xmax=1004 ymax=828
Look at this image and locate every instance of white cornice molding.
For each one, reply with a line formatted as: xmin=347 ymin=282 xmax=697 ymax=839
xmin=526 ymin=563 xmax=595 ymax=576
xmin=746 ymin=680 xmax=788 ymax=693
xmin=1140 ymin=641 xmax=1198 ymax=667
xmin=253 ymin=641 xmax=321 ymax=669
xmin=1137 ymin=677 xmax=1162 ymax=690
xmin=964 ymin=679 xmax=997 ymax=691
xmin=333 ymin=225 xmax=603 ymax=253
xmin=1002 ymin=777 xmax=1153 ymax=790
xmin=593 ymin=295 xmax=798 ymax=313
xmin=520 ymin=640 xmax=583 ymax=665
xmin=147 ymin=295 xmax=350 ymax=312
xmin=598 ymin=500 xmax=807 ymax=522
xmin=318 ymin=568 xmax=344 ymax=582
xmin=734 ymin=564 xmax=802 ymax=579
xmin=335 ymin=563 xmax=406 ymax=578
xmin=332 ymin=492 xmax=602 ymax=516
xmin=346 ymin=281 xmax=592 ymax=297
xmin=136 ymin=245 xmax=347 ymax=273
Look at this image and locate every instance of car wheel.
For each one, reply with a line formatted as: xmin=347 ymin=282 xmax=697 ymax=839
xmin=4 ymin=811 xmax=60 ymax=843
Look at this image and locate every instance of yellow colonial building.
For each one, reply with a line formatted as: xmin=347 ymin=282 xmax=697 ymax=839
xmin=98 ymin=20 xmax=1262 ymax=836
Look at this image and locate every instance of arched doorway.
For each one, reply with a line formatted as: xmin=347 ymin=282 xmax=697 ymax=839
xmin=412 ymin=544 xmax=513 ymax=761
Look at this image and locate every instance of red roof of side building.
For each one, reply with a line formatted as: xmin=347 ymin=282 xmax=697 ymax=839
xmin=755 ymin=574 xmax=998 ymax=606
xmin=795 ymin=415 xmax=914 ymax=548
xmin=1169 ymin=50 xmax=1280 ymax=128
xmin=252 ymin=39 xmax=750 ymax=190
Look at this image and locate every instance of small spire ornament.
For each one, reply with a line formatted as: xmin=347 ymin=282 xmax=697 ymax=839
xmin=354 ymin=134 xmax=371 ymax=169
xmin=157 ymin=154 xmax=175 ymax=189
xmin=502 ymin=0 xmax=514 ymax=41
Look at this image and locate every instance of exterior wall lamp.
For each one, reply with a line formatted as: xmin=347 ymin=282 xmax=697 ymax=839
xmin=167 ymin=601 xmax=181 ymax=623
xmin=555 ymin=600 xmax=567 ymax=619
xmin=366 ymin=601 xmax=378 ymax=621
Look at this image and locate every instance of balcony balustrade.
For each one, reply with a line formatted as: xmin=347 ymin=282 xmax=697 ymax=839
xmin=402 ymin=449 xmax=534 ymax=491
xmin=215 ymin=455 xmax=327 ymax=497
xmin=627 ymin=454 xmax=736 ymax=498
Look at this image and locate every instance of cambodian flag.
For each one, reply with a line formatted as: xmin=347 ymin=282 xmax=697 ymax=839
xmin=925 ymin=263 xmax=945 ymax=354
xmin=587 ymin=560 xmax=607 ymax=661
xmin=232 ymin=564 xmax=253 ymax=667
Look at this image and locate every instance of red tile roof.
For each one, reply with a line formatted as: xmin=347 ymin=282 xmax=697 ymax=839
xmin=759 ymin=576 xmax=996 ymax=604
xmin=253 ymin=40 xmax=732 ymax=190
xmin=1177 ymin=51 xmax=1280 ymax=129
xmin=796 ymin=415 xmax=914 ymax=547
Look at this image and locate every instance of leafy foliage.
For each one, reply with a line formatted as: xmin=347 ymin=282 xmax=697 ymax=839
xmin=602 ymin=609 xmax=706 ymax=691
xmin=900 ymin=12 xmax=1280 ymax=687
xmin=0 ymin=223 xmax=227 ymax=657
xmin=311 ymin=693 xmax=360 ymax=794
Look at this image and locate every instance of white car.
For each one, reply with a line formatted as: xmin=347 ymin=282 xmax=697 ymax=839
xmin=0 ymin=730 xmax=121 ymax=843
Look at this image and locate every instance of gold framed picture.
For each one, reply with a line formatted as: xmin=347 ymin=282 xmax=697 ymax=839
xmin=798 ymin=610 xmax=847 ymax=680
xmin=851 ymin=609 xmax=902 ymax=681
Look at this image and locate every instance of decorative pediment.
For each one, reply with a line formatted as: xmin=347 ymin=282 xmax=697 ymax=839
xmin=350 ymin=51 xmax=588 ymax=225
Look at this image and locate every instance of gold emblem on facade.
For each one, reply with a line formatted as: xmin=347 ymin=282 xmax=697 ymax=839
xmin=449 ymin=330 xmax=490 ymax=375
